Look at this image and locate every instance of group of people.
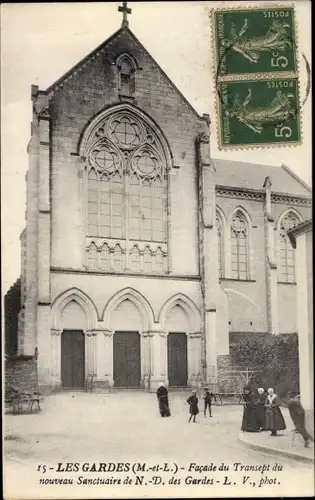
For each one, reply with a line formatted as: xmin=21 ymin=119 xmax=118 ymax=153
xmin=157 ymin=383 xmax=313 ymax=449
xmin=242 ymin=386 xmax=313 ymax=448
xmin=156 ymin=383 xmax=214 ymax=422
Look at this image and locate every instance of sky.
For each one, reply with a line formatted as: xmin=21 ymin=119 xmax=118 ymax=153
xmin=1 ymin=1 xmax=312 ymax=294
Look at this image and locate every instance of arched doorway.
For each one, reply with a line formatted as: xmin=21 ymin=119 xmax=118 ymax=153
xmin=111 ymin=299 xmax=142 ymax=388
xmin=61 ymin=330 xmax=85 ymax=389
xmin=166 ymin=305 xmax=189 ymax=387
xmin=60 ymin=300 xmax=87 ymax=389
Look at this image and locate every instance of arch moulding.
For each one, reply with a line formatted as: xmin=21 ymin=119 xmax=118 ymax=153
xmin=51 ymin=287 xmax=99 ymax=331
xmin=77 ymin=102 xmax=174 ymax=169
xmin=102 ymin=287 xmax=156 ymax=332
xmin=158 ymin=293 xmax=201 ymax=333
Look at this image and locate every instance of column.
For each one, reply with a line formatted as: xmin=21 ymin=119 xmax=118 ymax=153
xmin=140 ymin=332 xmax=152 ymax=390
xmin=296 ymin=235 xmax=313 ymax=434
xmin=38 ymin=112 xmax=51 ymax=303
xmin=263 ymin=176 xmax=278 ymax=334
xmin=149 ymin=331 xmax=163 ymax=390
xmin=86 ymin=331 xmax=97 ymax=377
xmin=205 ymin=310 xmax=218 ymax=386
xmin=95 ymin=330 xmax=106 ymax=381
xmin=196 ymin=129 xmax=219 ymax=387
xmin=50 ymin=329 xmax=61 ymax=386
xmin=37 ymin=305 xmax=52 ymax=388
xmin=160 ymin=333 xmax=168 ymax=384
xmin=188 ymin=333 xmax=202 ymax=388
xmin=74 ymin=155 xmax=86 ymax=269
xmin=104 ymin=330 xmax=114 ymax=387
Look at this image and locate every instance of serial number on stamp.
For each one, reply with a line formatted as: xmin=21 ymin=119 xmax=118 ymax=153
xmin=217 ymin=78 xmax=300 ymax=148
xmin=213 ymin=6 xmax=297 ymax=76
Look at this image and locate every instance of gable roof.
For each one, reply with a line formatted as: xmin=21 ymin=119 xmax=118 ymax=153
xmin=213 ymin=158 xmax=311 ymax=197
xmin=288 ymin=220 xmax=312 ymax=248
xmin=45 ymin=26 xmax=204 ymax=121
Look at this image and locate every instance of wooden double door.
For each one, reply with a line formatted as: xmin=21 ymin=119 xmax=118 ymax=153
xmin=113 ymin=331 xmax=141 ymax=388
xmin=61 ymin=330 xmax=85 ymax=389
xmin=168 ymin=332 xmax=188 ymax=387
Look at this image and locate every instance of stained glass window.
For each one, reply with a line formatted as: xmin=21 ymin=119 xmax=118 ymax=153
xmin=85 ymin=111 xmax=168 ymax=273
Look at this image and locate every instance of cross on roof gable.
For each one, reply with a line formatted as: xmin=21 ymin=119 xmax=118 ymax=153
xmin=118 ymin=2 xmax=132 ymax=28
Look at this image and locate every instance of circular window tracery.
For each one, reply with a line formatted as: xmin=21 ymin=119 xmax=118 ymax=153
xmin=86 ymin=111 xmax=168 ymax=179
xmin=110 ymin=115 xmax=142 ymax=148
xmin=136 ymin=152 xmax=156 ymax=175
xmin=90 ymin=145 xmax=121 ymax=173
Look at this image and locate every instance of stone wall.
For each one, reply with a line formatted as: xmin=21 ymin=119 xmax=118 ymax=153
xmin=5 ymin=356 xmax=37 ymax=394
xmin=217 ymin=354 xmax=235 ymax=393
xmin=49 ymin=28 xmax=204 ymax=275
xmin=5 ymin=279 xmax=21 ymax=357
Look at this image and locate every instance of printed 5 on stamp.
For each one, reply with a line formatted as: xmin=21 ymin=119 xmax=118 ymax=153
xmin=212 ymin=4 xmax=302 ymax=149
xmin=217 ymin=78 xmax=300 ymax=147
xmin=214 ymin=6 xmax=297 ymax=77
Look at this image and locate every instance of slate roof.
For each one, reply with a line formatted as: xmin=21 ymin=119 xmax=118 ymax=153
xmin=213 ymin=158 xmax=311 ymax=197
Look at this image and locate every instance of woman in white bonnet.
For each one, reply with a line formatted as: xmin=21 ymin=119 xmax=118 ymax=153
xmin=265 ymin=387 xmax=286 ymax=436
xmin=156 ymin=382 xmax=171 ymax=417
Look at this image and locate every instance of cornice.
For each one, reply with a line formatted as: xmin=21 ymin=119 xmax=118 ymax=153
xmin=271 ymin=192 xmax=312 ymax=207
xmin=216 ymin=185 xmax=264 ymax=202
xmin=215 ymin=185 xmax=312 ymax=206
xmin=50 ymin=266 xmax=201 ymax=281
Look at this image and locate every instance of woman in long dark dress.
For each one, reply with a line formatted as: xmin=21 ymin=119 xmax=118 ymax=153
xmin=265 ymin=387 xmax=286 ymax=436
xmin=241 ymin=386 xmax=260 ymax=432
xmin=156 ymin=382 xmax=171 ymax=417
xmin=256 ymin=387 xmax=267 ymax=431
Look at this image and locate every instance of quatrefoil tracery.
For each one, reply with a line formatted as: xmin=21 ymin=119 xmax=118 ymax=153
xmin=87 ymin=112 xmax=164 ymax=179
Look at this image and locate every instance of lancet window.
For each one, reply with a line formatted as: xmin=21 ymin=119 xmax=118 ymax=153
xmin=278 ymin=212 xmax=300 ymax=283
xmin=230 ymin=211 xmax=249 ymax=280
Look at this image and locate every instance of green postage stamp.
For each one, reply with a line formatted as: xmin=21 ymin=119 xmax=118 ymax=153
xmin=217 ymin=78 xmax=300 ymax=147
xmin=212 ymin=5 xmax=301 ymax=149
xmin=213 ymin=6 xmax=297 ymax=76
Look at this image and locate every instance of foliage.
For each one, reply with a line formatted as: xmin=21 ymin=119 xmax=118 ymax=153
xmin=230 ymin=333 xmax=299 ymax=397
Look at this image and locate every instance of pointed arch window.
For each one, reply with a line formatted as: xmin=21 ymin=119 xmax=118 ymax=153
xmin=117 ymin=54 xmax=136 ymax=97
xmin=231 ymin=211 xmax=249 ymax=280
xmin=279 ymin=212 xmax=300 ymax=283
xmin=130 ymin=245 xmax=141 ymax=272
xmin=216 ymin=211 xmax=224 ymax=278
xmin=84 ymin=108 xmax=169 ymax=274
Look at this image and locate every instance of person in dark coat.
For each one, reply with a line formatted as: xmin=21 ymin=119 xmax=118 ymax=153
xmin=203 ymin=387 xmax=214 ymax=417
xmin=265 ymin=388 xmax=286 ymax=436
xmin=241 ymin=386 xmax=260 ymax=432
xmin=287 ymin=392 xmax=313 ymax=448
xmin=156 ymin=382 xmax=171 ymax=417
xmin=255 ymin=387 xmax=267 ymax=431
xmin=187 ymin=390 xmax=199 ymax=423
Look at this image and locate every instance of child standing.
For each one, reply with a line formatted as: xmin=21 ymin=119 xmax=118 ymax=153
xmin=203 ymin=387 xmax=214 ymax=417
xmin=187 ymin=389 xmax=199 ymax=423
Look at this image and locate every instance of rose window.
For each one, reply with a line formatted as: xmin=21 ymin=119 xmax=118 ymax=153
xmin=112 ymin=117 xmax=141 ymax=147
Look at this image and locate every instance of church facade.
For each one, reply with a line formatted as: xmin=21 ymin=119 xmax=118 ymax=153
xmin=10 ymin=16 xmax=311 ymax=393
